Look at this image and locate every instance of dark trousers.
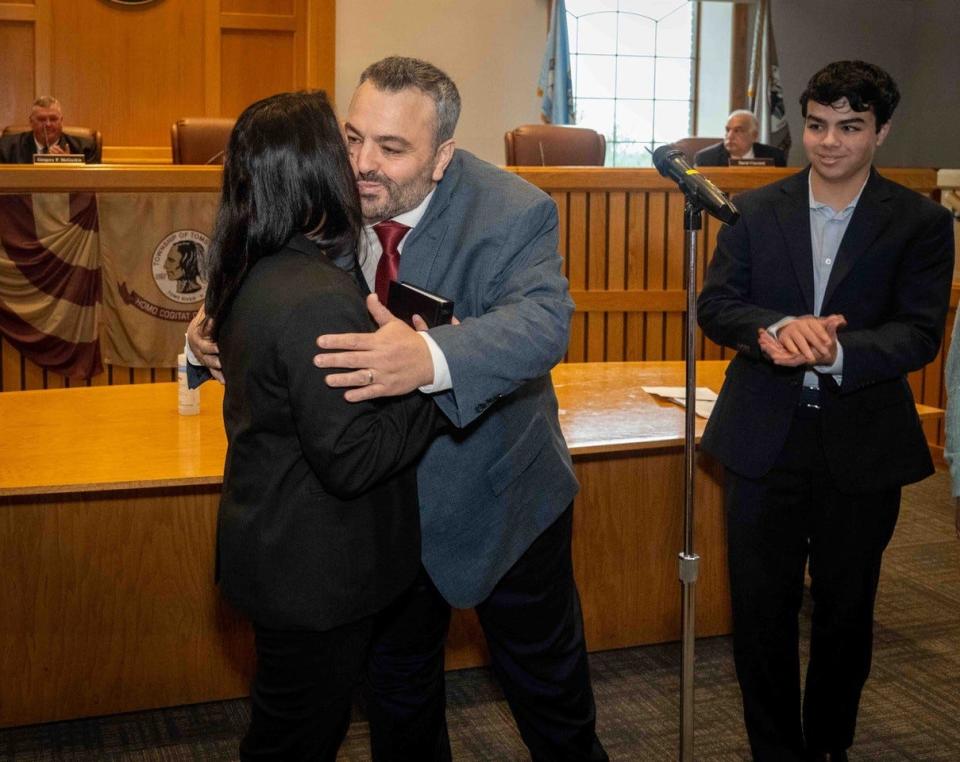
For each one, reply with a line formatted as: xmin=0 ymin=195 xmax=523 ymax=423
xmin=240 ymin=616 xmax=377 ymax=761
xmin=725 ymin=413 xmax=901 ymax=761
xmin=364 ymin=504 xmax=608 ymax=762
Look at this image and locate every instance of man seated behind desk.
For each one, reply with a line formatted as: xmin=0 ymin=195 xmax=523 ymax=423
xmin=0 ymin=96 xmax=100 ymax=164
xmin=694 ymin=109 xmax=786 ymax=167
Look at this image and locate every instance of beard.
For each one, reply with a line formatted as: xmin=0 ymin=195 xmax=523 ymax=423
xmin=357 ymin=164 xmax=436 ymax=224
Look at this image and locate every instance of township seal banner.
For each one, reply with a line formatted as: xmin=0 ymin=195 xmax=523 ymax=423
xmin=98 ymin=193 xmax=218 ymax=367
xmin=0 ymin=192 xmax=102 ymax=378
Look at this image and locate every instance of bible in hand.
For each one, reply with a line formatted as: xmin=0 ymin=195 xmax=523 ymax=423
xmin=388 ymin=281 xmax=454 ymax=328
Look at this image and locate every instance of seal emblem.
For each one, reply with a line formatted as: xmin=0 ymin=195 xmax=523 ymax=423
xmin=151 ymin=229 xmax=209 ymax=304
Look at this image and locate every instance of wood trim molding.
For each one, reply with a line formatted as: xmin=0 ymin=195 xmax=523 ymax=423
xmin=219 ymin=12 xmax=297 ymax=31
xmin=0 ymin=3 xmax=36 ymax=22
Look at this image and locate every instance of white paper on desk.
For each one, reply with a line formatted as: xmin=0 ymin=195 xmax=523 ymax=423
xmin=641 ymin=386 xmax=718 ymax=419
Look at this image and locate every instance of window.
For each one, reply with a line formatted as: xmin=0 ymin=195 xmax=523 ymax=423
xmin=566 ymin=0 xmax=697 ymax=167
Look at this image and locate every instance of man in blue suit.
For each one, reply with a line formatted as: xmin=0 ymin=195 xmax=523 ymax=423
xmin=189 ymin=57 xmax=606 ymax=761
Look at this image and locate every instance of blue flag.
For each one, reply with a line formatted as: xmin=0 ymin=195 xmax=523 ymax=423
xmin=538 ymin=0 xmax=574 ymax=124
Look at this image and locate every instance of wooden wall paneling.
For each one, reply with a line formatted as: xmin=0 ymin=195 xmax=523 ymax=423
xmin=132 ymin=367 xmax=153 ymax=385
xmin=552 ymin=190 xmax=568 ymax=278
xmin=1 ymin=338 xmax=22 ymax=392
xmin=0 ymin=487 xmax=252 ymax=727
xmin=571 ymin=450 xmax=730 ymax=648
xmin=699 ymin=215 xmax=726 ymax=360
xmin=204 ymin=0 xmax=221 ymax=117
xmin=110 ymin=366 xmax=132 ymax=386
xmin=605 ymin=192 xmax=627 ymax=361
xmin=222 ymin=0 xmax=294 ymax=12
xmin=625 ymin=191 xmax=647 ymax=361
xmin=566 ymin=192 xmax=588 ymax=362
xmin=22 ymin=356 xmax=42 ymax=390
xmin=645 ymin=192 xmax=668 ymax=360
xmin=0 ymin=6 xmax=37 ymax=130
xmin=220 ymin=29 xmax=297 ymax=117
xmin=586 ymin=192 xmax=607 ymax=362
xmin=306 ymin=0 xmax=335 ymax=96
xmin=31 ymin=0 xmax=48 ymax=97
xmin=43 ymin=368 xmax=64 ymax=389
xmin=48 ymin=1 xmax=207 ymax=148
xmin=664 ymin=193 xmax=685 ymax=360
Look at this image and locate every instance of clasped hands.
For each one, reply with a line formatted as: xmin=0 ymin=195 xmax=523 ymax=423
xmin=757 ymin=314 xmax=846 ymax=367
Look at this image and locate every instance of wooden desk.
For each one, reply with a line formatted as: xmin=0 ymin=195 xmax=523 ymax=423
xmin=0 ymin=361 xmax=729 ymax=727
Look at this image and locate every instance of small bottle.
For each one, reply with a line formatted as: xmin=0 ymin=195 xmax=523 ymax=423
xmin=178 ymin=353 xmax=200 ymax=415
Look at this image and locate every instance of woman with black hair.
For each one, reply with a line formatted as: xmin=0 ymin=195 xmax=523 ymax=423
xmin=204 ymin=90 xmax=441 ymax=761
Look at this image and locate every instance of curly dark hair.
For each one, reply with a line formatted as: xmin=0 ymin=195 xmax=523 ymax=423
xmin=799 ymin=60 xmax=900 ymax=129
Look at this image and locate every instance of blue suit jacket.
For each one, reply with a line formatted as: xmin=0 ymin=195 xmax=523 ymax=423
xmin=400 ymin=150 xmax=579 ymax=607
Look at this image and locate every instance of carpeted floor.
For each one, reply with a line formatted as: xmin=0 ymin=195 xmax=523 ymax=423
xmin=2 ymin=470 xmax=958 ymax=761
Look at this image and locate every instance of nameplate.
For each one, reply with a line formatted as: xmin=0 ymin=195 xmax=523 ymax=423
xmin=729 ymin=157 xmax=774 ymax=167
xmin=33 ymin=154 xmax=86 ymax=165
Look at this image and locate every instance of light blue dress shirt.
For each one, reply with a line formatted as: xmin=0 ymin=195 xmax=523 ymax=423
xmin=770 ymin=174 xmax=868 ymax=388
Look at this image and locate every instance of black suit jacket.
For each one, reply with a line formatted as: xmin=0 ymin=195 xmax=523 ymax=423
xmin=0 ymin=131 xmax=100 ymax=164
xmin=694 ymin=141 xmax=786 ymax=167
xmin=697 ymin=168 xmax=953 ymax=493
xmin=216 ymin=234 xmax=441 ymax=631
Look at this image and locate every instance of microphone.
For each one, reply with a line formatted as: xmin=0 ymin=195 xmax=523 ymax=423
xmin=652 ymin=145 xmax=740 ymax=225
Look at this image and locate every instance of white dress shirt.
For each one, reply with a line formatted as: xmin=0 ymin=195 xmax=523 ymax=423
xmin=359 ymin=190 xmax=452 ymax=393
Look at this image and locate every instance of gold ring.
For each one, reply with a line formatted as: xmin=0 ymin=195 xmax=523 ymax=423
xmin=366 ymin=370 xmax=374 ymax=385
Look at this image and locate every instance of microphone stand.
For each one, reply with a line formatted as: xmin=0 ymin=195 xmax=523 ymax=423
xmin=678 ymin=190 xmax=702 ymax=762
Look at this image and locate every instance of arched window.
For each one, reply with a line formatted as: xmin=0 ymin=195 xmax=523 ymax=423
xmin=566 ymin=0 xmax=697 ymax=166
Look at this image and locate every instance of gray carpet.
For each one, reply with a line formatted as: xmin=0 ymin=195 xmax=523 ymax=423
xmin=2 ymin=470 xmax=958 ymax=761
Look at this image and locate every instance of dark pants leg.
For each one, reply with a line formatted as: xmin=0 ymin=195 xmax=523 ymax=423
xmin=364 ymin=571 xmax=453 ymax=762
xmin=365 ymin=505 xmax=606 ymax=762
xmin=803 ymin=476 xmax=899 ymax=754
xmin=240 ymin=616 xmax=375 ymax=762
xmin=476 ymin=504 xmax=608 ymax=762
xmin=725 ymin=415 xmax=900 ymax=761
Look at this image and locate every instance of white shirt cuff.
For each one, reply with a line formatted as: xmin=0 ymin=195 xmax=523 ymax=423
xmin=184 ymin=334 xmax=200 ymax=366
xmin=766 ymin=316 xmax=795 ymax=338
xmin=814 ymin=341 xmax=844 ymax=376
xmin=417 ymin=331 xmax=452 ymax=393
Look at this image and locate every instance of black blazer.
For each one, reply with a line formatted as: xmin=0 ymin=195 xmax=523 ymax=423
xmin=216 ymin=234 xmax=441 ymax=631
xmin=697 ymin=168 xmax=953 ymax=493
xmin=0 ymin=131 xmax=100 ymax=164
xmin=694 ymin=141 xmax=786 ymax=167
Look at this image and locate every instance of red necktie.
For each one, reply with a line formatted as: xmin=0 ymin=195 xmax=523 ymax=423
xmin=373 ymin=220 xmax=410 ymax=306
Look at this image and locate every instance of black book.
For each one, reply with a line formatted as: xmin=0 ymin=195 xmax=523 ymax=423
xmin=388 ymin=281 xmax=454 ymax=328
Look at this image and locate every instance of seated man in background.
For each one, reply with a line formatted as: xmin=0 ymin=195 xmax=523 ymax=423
xmin=0 ymin=96 xmax=100 ymax=163
xmin=694 ymin=109 xmax=786 ymax=167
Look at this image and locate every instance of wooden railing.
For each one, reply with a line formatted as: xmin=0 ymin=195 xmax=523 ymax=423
xmin=1 ymin=164 xmax=954 ymax=454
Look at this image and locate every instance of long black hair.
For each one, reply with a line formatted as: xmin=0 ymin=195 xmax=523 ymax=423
xmin=203 ymin=90 xmax=361 ymax=338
